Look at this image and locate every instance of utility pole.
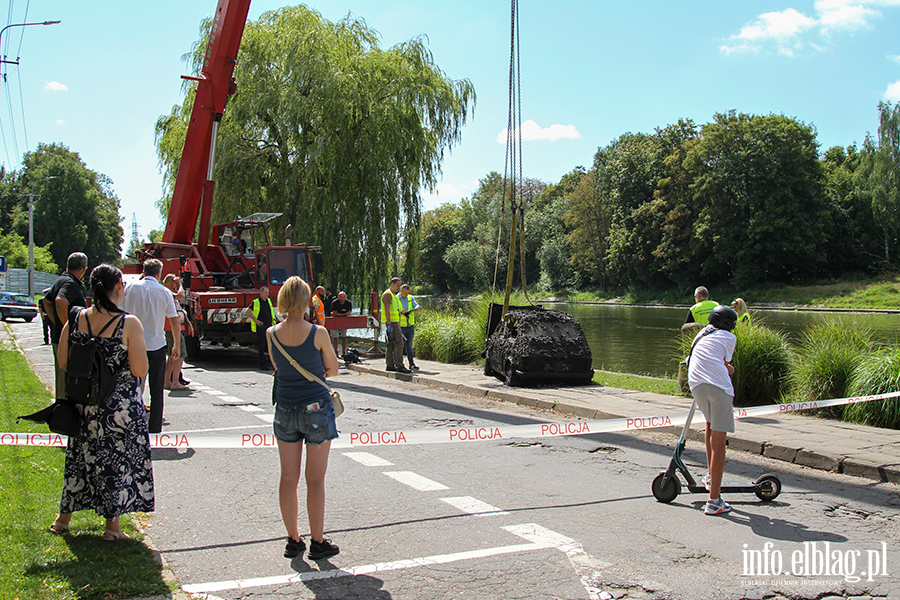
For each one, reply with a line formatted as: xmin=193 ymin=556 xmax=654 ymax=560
xmin=27 ymin=176 xmax=57 ymax=297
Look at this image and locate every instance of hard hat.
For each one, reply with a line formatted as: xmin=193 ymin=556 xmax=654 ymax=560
xmin=709 ymin=305 xmax=738 ymax=332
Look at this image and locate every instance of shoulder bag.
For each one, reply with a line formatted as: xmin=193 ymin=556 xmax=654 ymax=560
xmin=268 ymin=327 xmax=344 ymax=417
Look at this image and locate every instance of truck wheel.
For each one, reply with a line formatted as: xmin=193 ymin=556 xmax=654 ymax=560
xmin=185 ymin=335 xmax=201 ymax=359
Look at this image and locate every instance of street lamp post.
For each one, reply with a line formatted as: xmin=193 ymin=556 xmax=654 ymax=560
xmin=0 ymin=20 xmax=61 ymax=66
xmin=27 ymin=176 xmax=57 ymax=298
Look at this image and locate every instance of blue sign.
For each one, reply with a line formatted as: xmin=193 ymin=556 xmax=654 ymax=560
xmin=0 ymin=255 xmax=6 ymax=272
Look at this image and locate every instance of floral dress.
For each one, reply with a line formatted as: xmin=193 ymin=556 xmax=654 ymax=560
xmin=60 ymin=313 xmax=155 ymax=519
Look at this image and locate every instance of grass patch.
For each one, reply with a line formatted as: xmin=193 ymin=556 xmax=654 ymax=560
xmin=592 ymin=370 xmax=680 ymax=396
xmin=844 ymin=346 xmax=900 ymax=429
xmin=789 ymin=318 xmax=875 ymax=418
xmin=0 ymin=329 xmax=168 ymax=599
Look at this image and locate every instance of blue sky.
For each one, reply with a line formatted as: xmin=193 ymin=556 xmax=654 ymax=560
xmin=6 ymin=0 xmax=900 ymax=245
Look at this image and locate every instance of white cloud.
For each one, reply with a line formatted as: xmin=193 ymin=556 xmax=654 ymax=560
xmin=496 ymin=119 xmax=581 ymax=144
xmin=421 ymin=180 xmax=478 ymax=210
xmin=889 ymin=54 xmax=900 ymax=64
xmin=55 ymin=119 xmax=65 ymax=126
xmin=44 ymin=81 xmax=67 ymax=91
xmin=885 ymin=80 xmax=900 ymax=102
xmin=721 ymin=1 xmax=898 ymax=55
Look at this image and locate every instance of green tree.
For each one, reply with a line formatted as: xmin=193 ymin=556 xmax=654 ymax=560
xmin=10 ymin=143 xmax=123 ymax=269
xmin=155 ymin=6 xmax=474 ymax=297
xmin=820 ymin=145 xmax=881 ymax=275
xmin=0 ymin=231 xmax=57 ymax=273
xmin=685 ymin=111 xmax=828 ymax=287
xmin=564 ymin=169 xmax=608 ymax=289
xmin=862 ymin=102 xmax=900 ymax=264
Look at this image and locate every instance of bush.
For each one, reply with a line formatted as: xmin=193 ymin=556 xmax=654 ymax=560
xmin=790 ymin=318 xmax=874 ymax=416
xmin=731 ymin=321 xmax=794 ymax=406
xmin=844 ymin=346 xmax=900 ymax=429
xmin=414 ymin=310 xmax=483 ymax=364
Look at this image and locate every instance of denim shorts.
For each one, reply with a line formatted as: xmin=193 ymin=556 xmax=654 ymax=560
xmin=273 ymin=398 xmax=339 ymax=445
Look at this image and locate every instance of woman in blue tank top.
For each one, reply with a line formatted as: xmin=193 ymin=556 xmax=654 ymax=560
xmin=266 ymin=276 xmax=340 ymax=560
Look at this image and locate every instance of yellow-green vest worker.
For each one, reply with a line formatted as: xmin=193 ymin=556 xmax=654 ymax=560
xmin=687 ymin=300 xmax=718 ymax=325
xmin=737 ymin=312 xmax=750 ymax=325
xmin=383 ymin=288 xmax=401 ymax=323
xmin=249 ymin=296 xmax=276 ymax=332
xmin=399 ymin=293 xmax=418 ymax=327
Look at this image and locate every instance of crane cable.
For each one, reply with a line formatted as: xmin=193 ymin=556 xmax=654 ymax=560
xmin=491 ymin=0 xmax=534 ymax=324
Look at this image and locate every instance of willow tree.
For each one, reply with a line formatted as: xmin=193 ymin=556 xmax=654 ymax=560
xmin=155 ymin=6 xmax=475 ymax=296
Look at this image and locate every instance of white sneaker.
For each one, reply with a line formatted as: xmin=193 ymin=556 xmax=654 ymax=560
xmin=701 ymin=473 xmax=711 ymax=490
xmin=704 ymin=497 xmax=732 ymax=515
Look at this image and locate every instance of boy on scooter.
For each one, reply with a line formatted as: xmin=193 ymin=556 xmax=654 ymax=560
xmin=686 ymin=304 xmax=738 ymax=515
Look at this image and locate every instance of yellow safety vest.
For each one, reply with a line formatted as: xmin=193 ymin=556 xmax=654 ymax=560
xmin=690 ymin=300 xmax=718 ymax=325
xmin=399 ymin=295 xmax=417 ymax=327
xmin=249 ymin=297 xmax=276 ymax=332
xmin=737 ymin=312 xmax=751 ymax=325
xmin=383 ymin=288 xmax=401 ymax=323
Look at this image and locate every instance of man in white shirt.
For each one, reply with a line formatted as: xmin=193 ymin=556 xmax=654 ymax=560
xmin=122 ymin=259 xmax=181 ymax=433
xmin=686 ymin=304 xmax=738 ymax=516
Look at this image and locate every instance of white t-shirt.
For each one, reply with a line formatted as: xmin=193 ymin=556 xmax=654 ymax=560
xmin=687 ymin=326 xmax=736 ymax=396
xmin=122 ymin=276 xmax=179 ymax=352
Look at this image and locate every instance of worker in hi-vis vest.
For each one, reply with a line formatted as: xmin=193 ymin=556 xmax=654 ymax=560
xmin=249 ymin=286 xmax=277 ymax=369
xmin=381 ymin=277 xmax=409 ymax=373
xmin=684 ymin=286 xmax=718 ymax=325
xmin=398 ymin=283 xmax=421 ymax=371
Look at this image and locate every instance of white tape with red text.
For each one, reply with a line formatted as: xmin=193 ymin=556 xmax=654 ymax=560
xmin=2 ymin=391 xmax=897 ymax=449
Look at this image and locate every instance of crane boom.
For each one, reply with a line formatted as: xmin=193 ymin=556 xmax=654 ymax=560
xmin=162 ymin=0 xmax=252 ymax=247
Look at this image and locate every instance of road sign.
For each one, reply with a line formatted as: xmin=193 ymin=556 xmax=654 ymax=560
xmin=0 ymin=255 xmax=6 ymax=272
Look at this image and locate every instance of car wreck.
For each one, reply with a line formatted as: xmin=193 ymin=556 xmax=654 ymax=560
xmin=482 ymin=303 xmax=594 ymax=387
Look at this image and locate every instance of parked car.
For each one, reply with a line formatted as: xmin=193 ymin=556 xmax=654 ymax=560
xmin=0 ymin=292 xmax=38 ymax=322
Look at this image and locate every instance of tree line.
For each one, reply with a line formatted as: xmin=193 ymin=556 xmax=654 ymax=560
xmin=417 ymin=104 xmax=900 ymax=294
xmin=0 ymin=143 xmax=123 ymax=278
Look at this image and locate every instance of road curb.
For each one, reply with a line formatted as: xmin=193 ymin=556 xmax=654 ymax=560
xmin=347 ymin=361 xmax=900 ymax=485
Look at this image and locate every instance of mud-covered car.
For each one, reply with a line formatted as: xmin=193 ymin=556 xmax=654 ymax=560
xmin=0 ymin=292 xmax=38 ymax=322
xmin=482 ymin=304 xmax=593 ymax=387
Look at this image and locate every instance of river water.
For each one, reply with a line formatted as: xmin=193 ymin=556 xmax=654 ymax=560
xmin=547 ymin=303 xmax=900 ymax=378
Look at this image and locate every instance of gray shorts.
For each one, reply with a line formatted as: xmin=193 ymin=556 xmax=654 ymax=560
xmin=330 ymin=329 xmax=347 ymax=338
xmin=691 ymin=383 xmax=735 ymax=433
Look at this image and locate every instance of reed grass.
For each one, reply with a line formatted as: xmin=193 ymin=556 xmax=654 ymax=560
xmin=731 ymin=320 xmax=794 ymax=406
xmin=844 ymin=346 xmax=900 ymax=429
xmin=789 ymin=318 xmax=874 ymax=417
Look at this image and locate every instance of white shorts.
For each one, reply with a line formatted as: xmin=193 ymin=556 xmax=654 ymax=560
xmin=691 ymin=384 xmax=735 ymax=433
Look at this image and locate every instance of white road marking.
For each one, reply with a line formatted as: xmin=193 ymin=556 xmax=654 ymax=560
xmin=255 ymin=413 xmax=274 ymax=424
xmin=343 ymin=452 xmax=394 ymax=467
xmin=218 ymin=395 xmax=245 ymax=403
xmin=205 ymin=390 xmax=227 ymax=396
xmin=239 ymin=405 xmax=264 ymax=413
xmin=383 ymin=471 xmax=449 ymax=491
xmin=181 ymin=541 xmax=555 ymax=594
xmin=505 ymin=523 xmax=612 ymax=600
xmin=191 ymin=384 xmax=212 ymax=391
xmin=440 ymin=496 xmax=508 ymax=516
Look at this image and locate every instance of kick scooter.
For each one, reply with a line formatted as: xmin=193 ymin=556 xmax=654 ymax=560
xmin=652 ymin=397 xmax=782 ymax=503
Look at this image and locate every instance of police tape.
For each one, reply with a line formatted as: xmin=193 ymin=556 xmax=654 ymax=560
xmin=1 ymin=391 xmax=897 ymax=450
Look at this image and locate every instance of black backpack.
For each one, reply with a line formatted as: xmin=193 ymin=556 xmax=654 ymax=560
xmin=65 ymin=309 xmax=124 ymax=406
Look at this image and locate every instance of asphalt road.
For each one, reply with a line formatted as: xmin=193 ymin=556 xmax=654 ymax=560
xmin=119 ymin=342 xmax=900 ymax=600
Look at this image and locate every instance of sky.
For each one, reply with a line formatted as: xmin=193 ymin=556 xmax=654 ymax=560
xmin=5 ymin=0 xmax=900 ymax=247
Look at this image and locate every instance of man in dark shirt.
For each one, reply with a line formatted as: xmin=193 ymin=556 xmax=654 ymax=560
xmin=329 ymin=290 xmax=352 ymax=355
xmin=46 ymin=252 xmax=88 ymax=397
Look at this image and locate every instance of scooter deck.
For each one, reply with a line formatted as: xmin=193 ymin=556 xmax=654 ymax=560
xmin=686 ymin=483 xmax=760 ymax=494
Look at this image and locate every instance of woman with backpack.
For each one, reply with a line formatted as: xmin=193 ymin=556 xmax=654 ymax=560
xmin=49 ymin=264 xmax=154 ymax=541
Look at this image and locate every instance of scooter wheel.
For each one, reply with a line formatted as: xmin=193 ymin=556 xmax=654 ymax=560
xmin=754 ymin=474 xmax=782 ymax=501
xmin=652 ymin=472 xmax=681 ymax=503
